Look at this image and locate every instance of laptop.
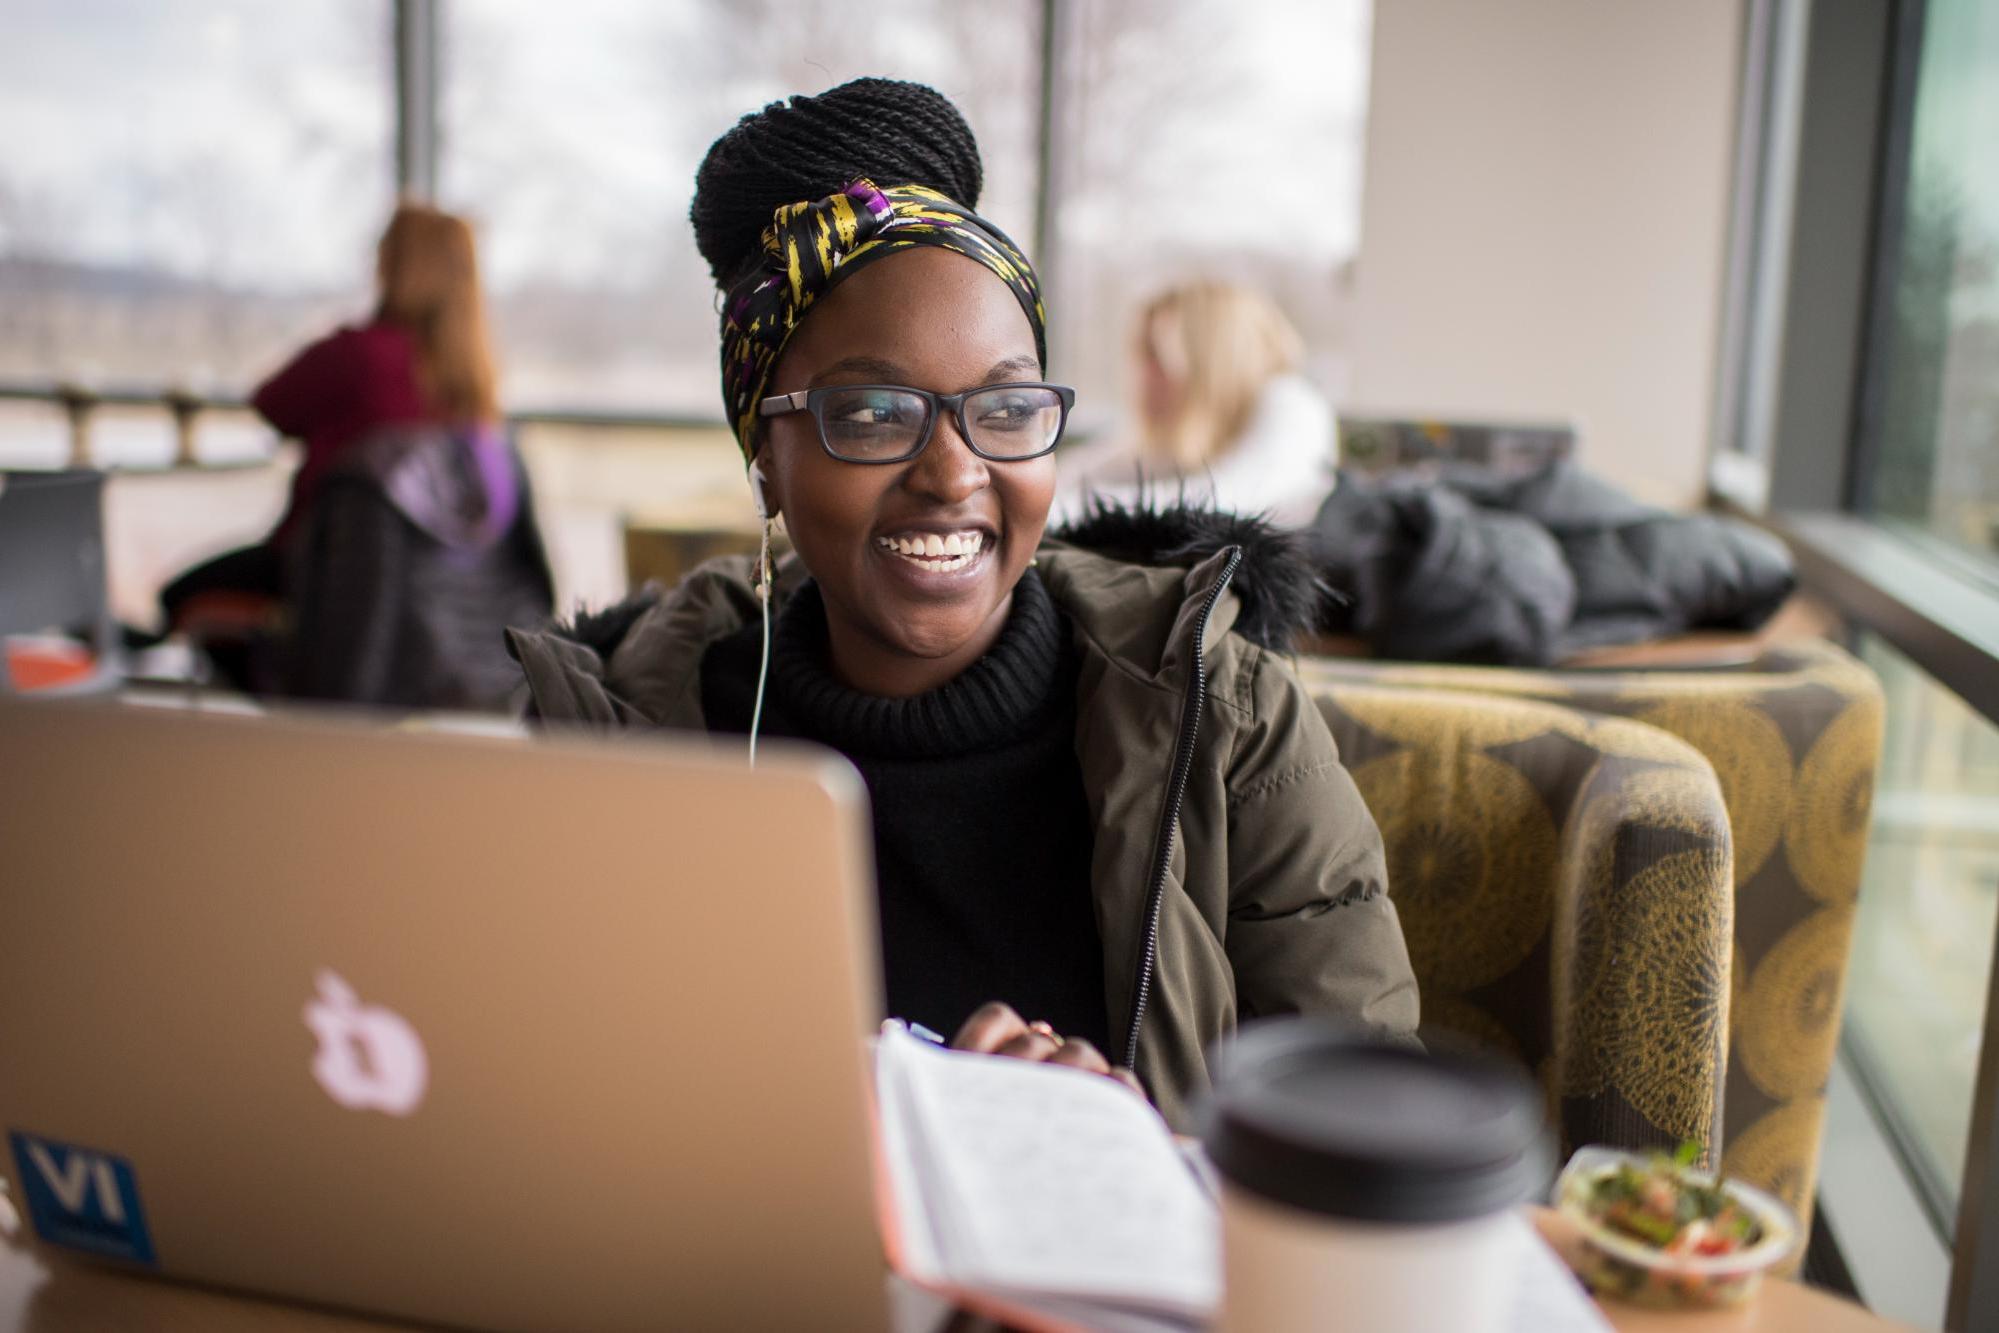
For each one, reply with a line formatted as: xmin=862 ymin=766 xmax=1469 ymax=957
xmin=0 ymin=699 xmax=889 ymax=1331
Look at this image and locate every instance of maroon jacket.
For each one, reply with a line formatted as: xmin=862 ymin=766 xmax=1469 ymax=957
xmin=253 ymin=322 xmax=434 ymax=544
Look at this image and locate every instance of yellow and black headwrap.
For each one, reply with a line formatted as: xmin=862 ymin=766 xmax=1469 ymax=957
xmin=718 ymin=178 xmax=1047 ymax=461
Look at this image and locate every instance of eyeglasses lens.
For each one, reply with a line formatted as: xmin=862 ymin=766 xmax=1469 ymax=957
xmin=964 ymin=386 xmax=1065 ymax=458
xmin=815 ymin=386 xmax=1065 ymax=461
xmin=817 ymin=387 xmax=930 ymax=462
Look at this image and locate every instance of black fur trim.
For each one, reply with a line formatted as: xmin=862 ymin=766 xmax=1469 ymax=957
xmin=1051 ymin=498 xmax=1332 ymax=651
xmin=550 ymin=501 xmax=1331 ymax=658
xmin=554 ymin=586 xmax=662 ymax=658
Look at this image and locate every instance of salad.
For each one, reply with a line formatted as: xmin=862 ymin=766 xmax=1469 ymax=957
xmin=1583 ymin=1142 xmax=1762 ymax=1257
xmin=1555 ymin=1144 xmax=1795 ymax=1309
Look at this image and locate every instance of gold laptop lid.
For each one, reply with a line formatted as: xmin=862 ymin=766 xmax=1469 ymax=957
xmin=0 ymin=700 xmax=887 ymax=1332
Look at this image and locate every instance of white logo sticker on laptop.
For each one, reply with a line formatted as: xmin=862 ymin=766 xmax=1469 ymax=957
xmin=304 ymin=970 xmax=429 ymax=1116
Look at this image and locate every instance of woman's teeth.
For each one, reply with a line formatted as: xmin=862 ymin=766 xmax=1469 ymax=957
xmin=876 ymin=530 xmax=986 ymax=572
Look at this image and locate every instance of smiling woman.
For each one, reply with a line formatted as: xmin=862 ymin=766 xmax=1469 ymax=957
xmin=504 ymin=78 xmax=1419 ymax=1129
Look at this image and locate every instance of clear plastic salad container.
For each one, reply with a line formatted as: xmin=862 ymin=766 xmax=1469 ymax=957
xmin=1553 ymin=1145 xmax=1799 ymax=1309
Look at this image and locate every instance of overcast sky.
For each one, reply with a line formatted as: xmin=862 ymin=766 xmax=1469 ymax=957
xmin=1 ymin=0 xmax=389 ymax=289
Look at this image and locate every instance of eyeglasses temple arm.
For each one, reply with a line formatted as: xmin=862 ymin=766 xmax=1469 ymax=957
xmin=758 ymin=391 xmax=811 ymax=417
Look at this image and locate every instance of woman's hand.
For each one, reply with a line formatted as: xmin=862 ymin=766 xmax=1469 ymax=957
xmin=951 ymin=1001 xmax=1148 ymax=1099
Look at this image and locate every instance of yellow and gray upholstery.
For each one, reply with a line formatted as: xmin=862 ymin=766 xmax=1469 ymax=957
xmin=1301 ymin=642 xmax=1883 ymax=1260
xmin=1311 ymin=681 xmax=1735 ymax=1165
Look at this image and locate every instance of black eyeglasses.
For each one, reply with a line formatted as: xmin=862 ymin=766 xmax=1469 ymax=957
xmin=758 ymin=382 xmax=1076 ymax=464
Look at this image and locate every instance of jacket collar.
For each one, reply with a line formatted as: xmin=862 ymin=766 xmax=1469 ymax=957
xmin=1045 ymin=499 xmax=1324 ymax=652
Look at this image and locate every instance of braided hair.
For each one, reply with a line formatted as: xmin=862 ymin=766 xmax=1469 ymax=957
xmin=690 ymin=77 xmax=985 ymax=290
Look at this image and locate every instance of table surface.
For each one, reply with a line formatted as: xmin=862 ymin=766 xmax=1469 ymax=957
xmin=0 ymin=1211 xmax=1913 ymax=1333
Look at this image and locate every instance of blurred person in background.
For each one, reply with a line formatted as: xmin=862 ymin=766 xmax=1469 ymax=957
xmin=1051 ymin=281 xmax=1337 ymax=528
xmin=156 ymin=203 xmax=550 ymax=708
xmin=159 ymin=202 xmax=502 ymax=627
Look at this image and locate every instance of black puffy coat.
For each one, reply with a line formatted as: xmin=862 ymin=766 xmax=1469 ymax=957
xmin=285 ymin=426 xmax=553 ymax=709
xmin=1307 ymin=461 xmax=1795 ymax=665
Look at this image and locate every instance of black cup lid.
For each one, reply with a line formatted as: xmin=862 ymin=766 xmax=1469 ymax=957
xmin=1200 ymin=1018 xmax=1553 ymax=1225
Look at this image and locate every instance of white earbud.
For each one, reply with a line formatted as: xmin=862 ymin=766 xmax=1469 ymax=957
xmin=747 ymin=460 xmax=770 ymax=521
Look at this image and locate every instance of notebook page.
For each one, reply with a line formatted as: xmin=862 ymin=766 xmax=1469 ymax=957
xmin=875 ymin=1031 xmax=952 ymax=1283
xmin=1504 ymin=1211 xmax=1615 ymax=1332
xmin=875 ymin=1025 xmax=1219 ymax=1318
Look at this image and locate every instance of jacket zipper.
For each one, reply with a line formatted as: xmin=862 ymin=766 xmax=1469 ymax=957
xmin=1121 ymin=545 xmax=1243 ymax=1071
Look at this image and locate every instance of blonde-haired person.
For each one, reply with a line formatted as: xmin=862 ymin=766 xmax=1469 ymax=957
xmin=1051 ymin=281 xmax=1337 ymax=528
xmin=161 ymin=202 xmax=502 ymax=628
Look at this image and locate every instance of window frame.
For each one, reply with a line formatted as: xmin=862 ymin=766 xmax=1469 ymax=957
xmin=394 ymin=0 xmax=439 ymax=199
xmin=1712 ymin=0 xmax=1999 ymax=1323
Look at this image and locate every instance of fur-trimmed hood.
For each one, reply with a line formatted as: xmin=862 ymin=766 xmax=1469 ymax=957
xmin=1046 ymin=500 xmax=1328 ymax=652
xmin=548 ymin=500 xmax=1326 ymax=663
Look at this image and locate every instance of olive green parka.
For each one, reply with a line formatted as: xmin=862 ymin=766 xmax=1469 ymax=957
xmin=506 ymin=508 xmax=1419 ymax=1128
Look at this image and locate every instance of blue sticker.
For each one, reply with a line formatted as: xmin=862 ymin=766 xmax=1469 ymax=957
xmin=8 ymin=1132 xmax=156 ymax=1265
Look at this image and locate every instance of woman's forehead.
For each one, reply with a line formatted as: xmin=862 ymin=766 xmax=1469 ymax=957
xmin=783 ymin=247 xmax=1039 ymax=390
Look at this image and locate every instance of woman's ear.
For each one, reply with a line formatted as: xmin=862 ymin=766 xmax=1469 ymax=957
xmin=747 ymin=428 xmax=786 ymax=520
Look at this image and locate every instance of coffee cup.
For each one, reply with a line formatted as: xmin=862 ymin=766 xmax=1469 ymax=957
xmin=1202 ymin=1018 xmax=1552 ymax=1333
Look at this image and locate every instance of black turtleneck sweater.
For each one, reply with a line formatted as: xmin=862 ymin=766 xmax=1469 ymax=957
xmin=699 ymin=570 xmax=1108 ymax=1051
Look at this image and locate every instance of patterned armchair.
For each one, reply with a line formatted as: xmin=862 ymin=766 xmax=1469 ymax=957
xmin=1311 ymin=680 xmax=1735 ymax=1165
xmin=1301 ymin=641 xmax=1883 ymax=1264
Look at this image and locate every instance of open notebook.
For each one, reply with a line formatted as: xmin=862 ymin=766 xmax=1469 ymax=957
xmin=875 ymin=1022 xmax=1215 ymax=1331
xmin=872 ymin=1023 xmax=1612 ymax=1333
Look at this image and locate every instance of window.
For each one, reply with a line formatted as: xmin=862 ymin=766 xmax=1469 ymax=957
xmin=438 ymin=0 xmax=1041 ymax=416
xmin=0 ymin=0 xmax=391 ymax=465
xmin=1833 ymin=0 xmax=1999 ymax=1243
xmin=1843 ymin=631 xmax=1999 ymax=1228
xmin=1047 ymin=0 xmax=1372 ymax=431
xmin=2 ymin=1 xmax=1377 ymax=444
xmin=1857 ymin=0 xmax=1999 ymax=576
xmin=1 ymin=3 xmax=1377 ymax=607
xmin=1710 ymin=1 xmax=1999 ymax=1303
xmin=439 ymin=0 xmax=1374 ymax=427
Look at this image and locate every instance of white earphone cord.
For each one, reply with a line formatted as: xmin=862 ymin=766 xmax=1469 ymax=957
xmin=746 ymin=492 xmax=773 ymax=767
